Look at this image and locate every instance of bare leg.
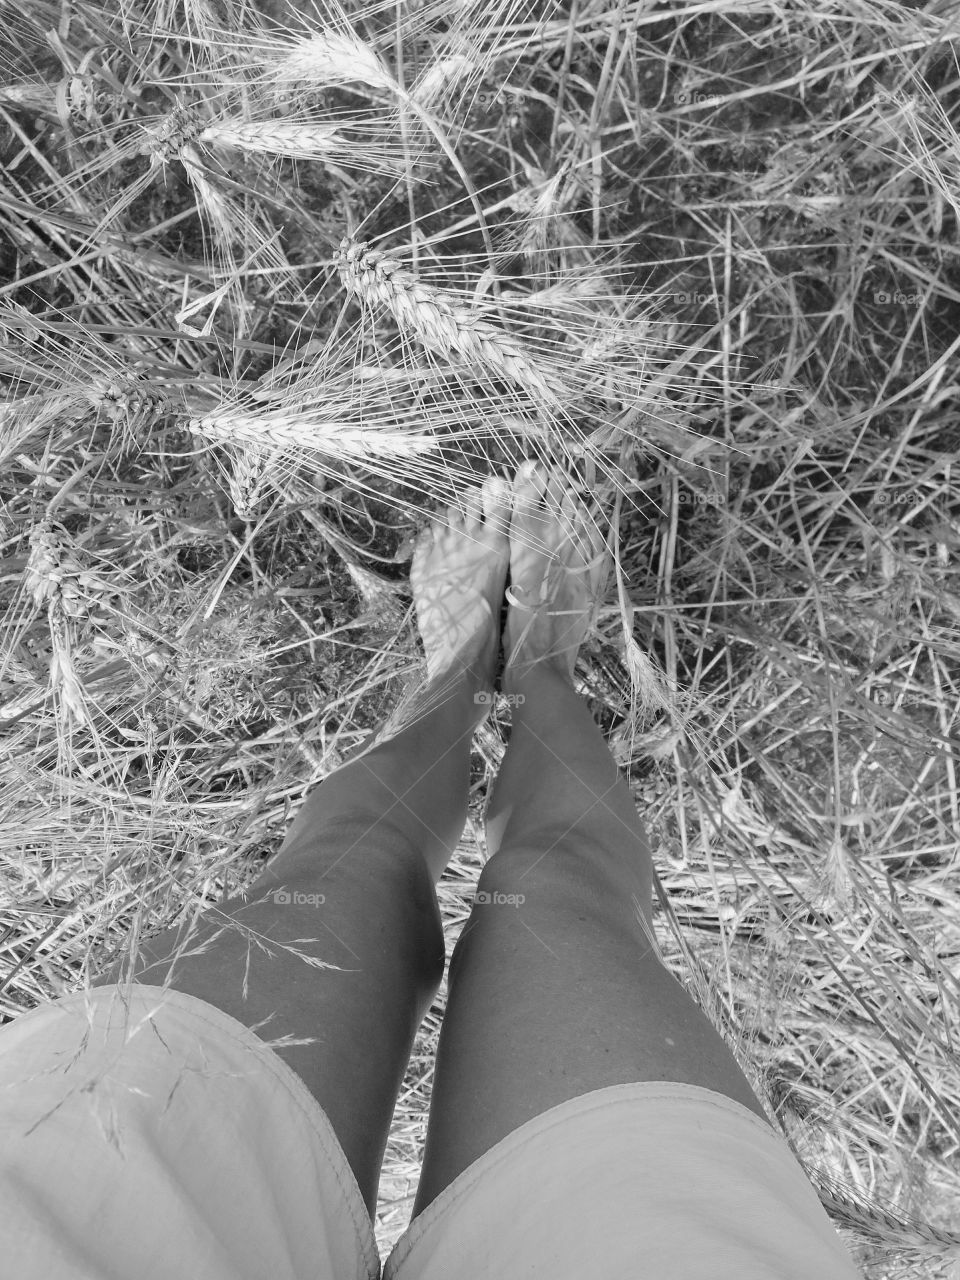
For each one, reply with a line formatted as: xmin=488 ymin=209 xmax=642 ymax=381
xmin=414 ymin=464 xmax=767 ymax=1216
xmin=94 ymin=478 xmax=513 ymax=1219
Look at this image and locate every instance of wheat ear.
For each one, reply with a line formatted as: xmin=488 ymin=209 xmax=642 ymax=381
xmin=811 ymin=1171 xmax=960 ymax=1255
xmin=199 ymin=120 xmax=342 ymax=158
xmin=197 ymin=120 xmax=405 ymax=172
xmin=188 ymin=412 xmax=438 ymax=458
xmin=335 ymin=238 xmax=562 ymax=410
xmin=24 ymin=520 xmax=101 ymax=725
xmin=259 ymin=29 xmax=399 ymax=95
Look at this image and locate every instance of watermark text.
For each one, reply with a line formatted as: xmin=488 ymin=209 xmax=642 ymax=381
xmin=474 ymin=889 xmax=525 ymax=907
xmin=273 ymin=888 xmax=326 ymax=906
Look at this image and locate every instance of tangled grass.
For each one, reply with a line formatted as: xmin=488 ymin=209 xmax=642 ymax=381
xmin=2 ymin=0 xmax=959 ymax=1274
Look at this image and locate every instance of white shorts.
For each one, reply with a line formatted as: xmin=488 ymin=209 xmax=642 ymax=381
xmin=0 ymin=984 xmax=860 ymax=1279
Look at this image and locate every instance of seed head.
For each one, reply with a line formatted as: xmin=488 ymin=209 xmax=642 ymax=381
xmin=225 ymin=442 xmax=277 ymax=519
xmin=189 ymin=412 xmax=438 ymax=459
xmin=24 ymin=520 xmax=102 ymax=727
xmin=260 ymin=30 xmax=396 ymax=95
xmin=336 ymin=238 xmax=561 ymax=409
xmin=25 ymin=520 xmax=101 ymax=619
xmin=412 ymin=55 xmax=476 ymax=105
xmin=139 ymin=105 xmax=205 ymax=167
xmin=199 ymin=120 xmax=342 ymax=158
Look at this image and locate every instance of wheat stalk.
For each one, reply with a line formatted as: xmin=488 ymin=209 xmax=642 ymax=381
xmin=179 ymin=142 xmax=279 ymax=263
xmin=336 ymin=238 xmax=563 ymax=410
xmin=168 ymin=140 xmax=290 ymax=335
xmin=0 ymin=654 xmax=43 ymax=726
xmin=46 ymin=605 xmax=87 ymax=727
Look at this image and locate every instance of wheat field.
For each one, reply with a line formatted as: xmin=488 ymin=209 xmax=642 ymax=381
xmin=1 ymin=0 xmax=960 ymax=1274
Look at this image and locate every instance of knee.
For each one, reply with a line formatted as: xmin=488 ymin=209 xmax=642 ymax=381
xmin=278 ymin=811 xmax=423 ymax=867
xmin=479 ymin=832 xmax=650 ymax=919
xmin=471 ymin=841 xmax=648 ymax=945
xmin=254 ymin=826 xmax=447 ymax=983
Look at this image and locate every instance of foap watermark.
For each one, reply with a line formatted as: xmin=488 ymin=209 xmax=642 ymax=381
xmin=474 ymin=889 xmax=525 ymax=907
xmin=874 ymin=290 xmax=923 ymax=306
xmin=677 ymin=489 xmax=725 ymax=507
xmin=873 ymin=489 xmax=924 ymax=507
xmin=474 ymin=87 xmax=524 ymax=110
xmin=673 ymin=290 xmax=715 ymax=306
xmin=273 ymin=888 xmax=326 ymax=906
xmin=674 ymin=91 xmax=723 ymax=107
xmin=474 ymin=690 xmax=526 ymax=706
xmin=870 ymin=689 xmax=924 ymax=707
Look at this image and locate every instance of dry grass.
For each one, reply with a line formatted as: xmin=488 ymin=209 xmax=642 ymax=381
xmin=2 ymin=0 xmax=960 ymax=1274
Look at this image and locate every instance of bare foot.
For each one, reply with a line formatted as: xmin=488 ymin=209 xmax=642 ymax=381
xmin=410 ymin=474 xmax=511 ymax=705
xmin=502 ymin=461 xmax=609 ymax=687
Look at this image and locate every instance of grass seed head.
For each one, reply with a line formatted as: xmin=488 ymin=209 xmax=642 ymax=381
xmin=23 ymin=521 xmax=103 ymax=728
xmin=0 ymin=82 xmax=57 ymax=114
xmin=85 ymin=376 xmax=172 ymax=438
xmin=344 ymin=562 xmax=406 ymax=629
xmin=24 ymin=521 xmax=63 ymax=609
xmin=256 ymin=29 xmax=397 ymax=95
xmin=199 ymin=119 xmax=342 ymax=158
xmin=224 ymin=441 xmax=278 ymax=519
xmin=139 ymin=105 xmax=205 ymax=167
xmin=25 ymin=521 xmax=102 ymax=620
xmin=189 ymin=412 xmax=438 ymax=459
xmin=197 ymin=119 xmax=405 ymax=171
xmin=411 ymin=54 xmax=477 ymax=105
xmin=336 ymin=238 xmax=562 ymax=409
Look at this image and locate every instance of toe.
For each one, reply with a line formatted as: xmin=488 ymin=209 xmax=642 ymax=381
xmin=511 ymin=463 xmax=550 ymax=552
xmin=443 ymin=497 xmax=466 ymax=531
xmin=462 ymin=484 xmax=483 ymax=528
xmin=480 ymin=473 xmax=512 ymax=536
xmin=412 ymin=521 xmax=434 ymax=563
xmin=513 ymin=459 xmax=548 ymax=509
xmin=542 ymin=464 xmax=568 ymax=513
